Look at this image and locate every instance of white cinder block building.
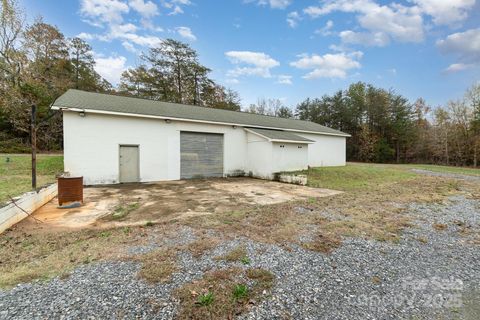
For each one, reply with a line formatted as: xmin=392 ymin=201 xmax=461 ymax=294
xmin=52 ymin=90 xmax=350 ymax=185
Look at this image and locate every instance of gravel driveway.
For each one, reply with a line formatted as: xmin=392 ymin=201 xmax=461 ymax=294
xmin=1 ymin=178 xmax=480 ymax=319
xmin=411 ymin=168 xmax=480 ymax=182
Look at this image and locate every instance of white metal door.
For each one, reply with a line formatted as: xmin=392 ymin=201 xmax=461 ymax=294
xmin=119 ymin=145 xmax=139 ymax=183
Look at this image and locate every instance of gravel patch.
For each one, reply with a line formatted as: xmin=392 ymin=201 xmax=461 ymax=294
xmin=241 ymin=195 xmax=480 ymax=320
xmin=1 ymin=196 xmax=479 ymax=319
xmin=294 ymin=206 xmax=314 ymax=214
xmin=0 ymin=261 xmax=178 ymax=320
xmin=127 ymin=225 xmax=198 ymax=256
xmin=411 ymin=169 xmax=480 ymax=182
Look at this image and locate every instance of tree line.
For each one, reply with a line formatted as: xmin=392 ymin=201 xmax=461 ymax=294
xmin=1 ymin=0 xmax=478 ymax=167
xmin=119 ymin=39 xmax=241 ymax=111
xmin=0 ymin=0 xmax=110 ymax=152
xmin=294 ymin=82 xmax=480 ymax=166
xmin=0 ymin=0 xmax=241 ymax=152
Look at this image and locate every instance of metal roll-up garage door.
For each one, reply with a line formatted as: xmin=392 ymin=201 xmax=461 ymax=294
xmin=180 ymin=132 xmax=224 ymax=179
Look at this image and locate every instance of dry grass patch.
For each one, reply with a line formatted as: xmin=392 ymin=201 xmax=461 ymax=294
xmin=216 ymin=245 xmax=249 ymax=263
xmin=174 ymin=267 xmax=274 ymax=320
xmin=0 ymin=226 xmax=143 ymax=288
xmin=417 ymin=236 xmax=428 ymax=244
xmin=136 ymin=248 xmax=178 ymax=283
xmin=183 ymin=169 xmax=463 ymax=253
xmin=302 ymin=231 xmax=342 ymax=253
xmin=433 ymin=223 xmax=448 ymax=231
xmin=185 ymin=236 xmax=221 ymax=257
xmin=245 ymin=268 xmax=275 ymax=291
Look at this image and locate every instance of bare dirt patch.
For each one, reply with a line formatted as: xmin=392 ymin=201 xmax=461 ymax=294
xmin=212 ymin=179 xmax=341 ymax=205
xmin=183 ymin=175 xmax=464 ymax=253
xmin=17 ymin=178 xmax=340 ymax=232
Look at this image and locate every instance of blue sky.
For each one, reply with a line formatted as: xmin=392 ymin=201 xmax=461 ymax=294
xmin=22 ymin=0 xmax=480 ymax=109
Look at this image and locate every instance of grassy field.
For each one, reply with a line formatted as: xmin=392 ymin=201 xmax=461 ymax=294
xmin=0 ymin=154 xmax=63 ymax=204
xmin=298 ymin=163 xmax=416 ymax=191
xmin=297 ymin=162 xmax=480 ymax=191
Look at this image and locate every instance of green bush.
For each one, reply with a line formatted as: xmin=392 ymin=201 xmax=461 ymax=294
xmin=0 ymin=138 xmax=31 ymax=153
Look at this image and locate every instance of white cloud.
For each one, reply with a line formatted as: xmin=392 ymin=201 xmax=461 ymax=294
xmin=303 ymin=0 xmax=476 ymax=48
xmin=94 ymin=55 xmax=127 ymax=85
xmin=141 ymin=19 xmax=164 ymax=31
xmin=161 ymin=0 xmax=191 ymax=15
xmin=304 ymin=0 xmax=424 ymax=46
xmin=122 ymin=41 xmax=137 ymax=52
xmin=315 ymin=20 xmax=334 ymax=36
xmin=412 ymin=0 xmax=475 ymax=26
xmin=176 ymin=26 xmax=197 ymax=41
xmin=77 ymin=32 xmax=95 ymax=40
xmin=444 ymin=63 xmax=474 ymax=73
xmin=168 ymin=5 xmax=184 ymax=15
xmin=121 ymin=33 xmax=163 ymax=47
xmin=111 ymin=23 xmax=138 ymax=34
xmin=437 ymin=28 xmax=480 ymax=61
xmin=226 ymin=51 xmax=280 ymax=68
xmin=227 ymin=66 xmax=274 ymax=78
xmin=267 ymin=0 xmax=291 ymax=9
xmin=226 ymin=78 xmax=240 ymax=84
xmin=80 ymin=0 xmax=129 ymax=26
xmin=437 ymin=28 xmax=480 ymax=71
xmin=388 ymin=68 xmax=397 ymax=75
xmin=129 ymin=0 xmax=160 ymax=29
xmin=328 ymin=44 xmax=347 ymax=52
xmin=247 ymin=0 xmax=292 ymax=9
xmin=79 ymin=1 xmax=163 ymax=49
xmin=277 ymin=75 xmax=293 ymax=85
xmin=129 ymin=0 xmax=158 ymax=18
xmin=339 ymin=30 xmax=390 ymax=47
xmin=101 ymin=23 xmax=162 ymax=46
xmin=290 ymin=51 xmax=363 ymax=79
xmin=286 ymin=11 xmax=300 ymax=28
xmin=225 ymin=51 xmax=280 ymax=79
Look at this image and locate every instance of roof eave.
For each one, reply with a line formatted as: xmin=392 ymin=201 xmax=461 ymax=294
xmin=52 ymin=105 xmax=351 ymax=138
xmin=270 ymin=139 xmax=314 ymax=144
xmin=244 ymin=128 xmax=314 ymax=144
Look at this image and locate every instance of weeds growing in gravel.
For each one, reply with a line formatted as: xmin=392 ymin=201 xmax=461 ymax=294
xmin=197 ymin=292 xmax=214 ymax=306
xmin=241 ymin=256 xmax=251 ymax=265
xmin=175 ymin=268 xmax=274 ymax=320
xmin=105 ymin=202 xmax=140 ymax=220
xmin=137 ymin=248 xmax=178 ymax=283
xmin=216 ymin=245 xmax=249 ymax=263
xmin=433 ymin=223 xmax=448 ymax=231
xmin=233 ymin=284 xmax=248 ymax=300
xmin=246 ymin=268 xmax=275 ymax=290
xmin=302 ymin=231 xmax=342 ymax=253
xmin=0 ymin=227 xmax=142 ymax=288
xmin=186 ymin=236 xmax=220 ymax=257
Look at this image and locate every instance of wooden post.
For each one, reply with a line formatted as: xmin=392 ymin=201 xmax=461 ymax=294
xmin=31 ymin=104 xmax=37 ymax=190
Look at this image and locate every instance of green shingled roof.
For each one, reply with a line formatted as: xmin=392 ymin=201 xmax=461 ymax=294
xmin=52 ymin=89 xmax=350 ymax=137
xmin=245 ymin=127 xmax=314 ymax=143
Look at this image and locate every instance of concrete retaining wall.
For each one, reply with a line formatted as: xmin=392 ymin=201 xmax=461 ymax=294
xmin=276 ymin=173 xmax=308 ymax=186
xmin=0 ymin=183 xmax=57 ymax=233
